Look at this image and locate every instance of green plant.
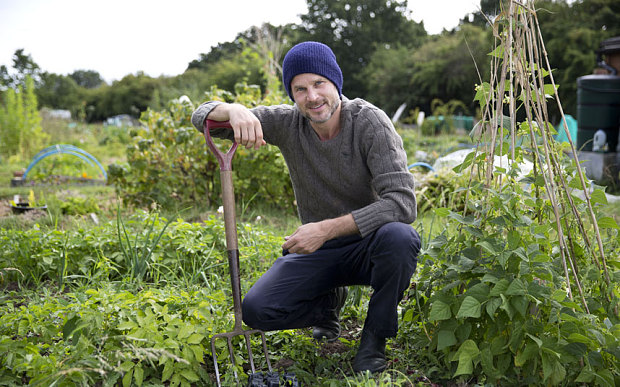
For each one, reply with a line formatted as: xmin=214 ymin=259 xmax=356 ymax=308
xmin=0 ymin=75 xmax=48 ymax=161
xmin=420 ymin=99 xmax=468 ymax=136
xmin=398 ymin=2 xmax=620 ymax=385
xmin=59 ymin=196 xmax=100 ymax=215
xmin=403 ymin=180 xmax=619 ymax=384
xmin=107 ymin=86 xmax=295 ymax=213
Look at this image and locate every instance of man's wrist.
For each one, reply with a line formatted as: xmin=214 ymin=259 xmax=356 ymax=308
xmin=320 ymin=214 xmax=359 ymax=240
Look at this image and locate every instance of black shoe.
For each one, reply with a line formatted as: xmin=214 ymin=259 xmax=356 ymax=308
xmin=352 ymin=328 xmax=387 ymax=373
xmin=312 ymin=287 xmax=348 ymax=342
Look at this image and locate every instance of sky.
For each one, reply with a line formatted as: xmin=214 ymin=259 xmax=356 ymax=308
xmin=0 ymin=0 xmax=480 ymax=83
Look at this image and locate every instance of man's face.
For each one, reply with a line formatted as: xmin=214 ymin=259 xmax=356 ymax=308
xmin=290 ymin=73 xmax=341 ymax=124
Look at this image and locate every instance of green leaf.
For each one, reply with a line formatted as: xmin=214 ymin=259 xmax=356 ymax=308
xmin=488 ymin=46 xmax=504 ymax=58
xmin=122 ymin=368 xmax=133 ymax=387
xmin=133 ymin=364 xmax=144 ymax=387
xmin=434 ymin=207 xmax=450 ymax=217
xmin=525 ymin=333 xmax=543 ymax=348
xmin=568 ymin=177 xmax=582 ymax=189
xmin=489 ymin=279 xmax=510 ymax=297
xmin=510 ymin=296 xmax=529 ymax=317
xmin=429 ymin=300 xmax=452 ymax=321
xmin=117 ymin=320 xmax=138 ymax=330
xmin=597 ymin=216 xmax=619 ymax=229
xmin=177 ymin=324 xmax=194 ymax=340
xmin=457 ymin=296 xmax=481 ymax=319
xmin=180 ymin=369 xmax=200 ymax=382
xmin=186 ymin=333 xmax=204 ymax=345
xmin=465 ymin=283 xmax=490 ymax=302
xmin=486 ymin=297 xmax=502 ymax=318
xmin=480 ymin=347 xmax=502 ymax=380
xmin=191 ymin=344 xmax=204 ymax=363
xmin=453 ymin=340 xmax=480 ymax=377
xmin=474 ymin=82 xmax=492 ymax=103
xmin=500 ymin=294 xmax=514 ymax=320
xmin=543 ymin=83 xmax=558 ymax=97
xmin=477 ymin=240 xmax=499 ymax=255
xmin=453 ymin=151 xmax=476 ymax=173
xmin=515 ymin=342 xmax=539 ymax=367
xmin=120 ymin=361 xmax=134 ymax=372
xmin=590 ymin=189 xmax=608 ymax=205
xmin=575 ymin=368 xmax=596 ymax=384
xmin=507 ymin=230 xmax=521 ymax=250
xmin=594 ymin=369 xmax=615 ymax=387
xmin=437 ymin=330 xmax=457 ymax=351
xmin=542 ymin=352 xmax=566 ymax=385
xmin=505 ymin=278 xmax=527 ymax=296
xmin=162 ymin=360 xmax=173 ymax=382
xmin=62 ymin=315 xmax=80 ymax=339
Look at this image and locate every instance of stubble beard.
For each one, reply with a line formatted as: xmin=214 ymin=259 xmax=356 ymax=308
xmin=303 ymin=99 xmax=340 ymax=124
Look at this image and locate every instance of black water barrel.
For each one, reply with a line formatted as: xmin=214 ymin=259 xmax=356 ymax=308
xmin=576 ymin=74 xmax=620 ymax=152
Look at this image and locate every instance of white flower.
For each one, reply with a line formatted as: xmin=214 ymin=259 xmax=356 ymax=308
xmin=217 ymin=206 xmax=224 ymax=214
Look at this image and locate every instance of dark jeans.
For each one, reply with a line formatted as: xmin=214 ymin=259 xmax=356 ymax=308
xmin=242 ymin=222 xmax=420 ymax=338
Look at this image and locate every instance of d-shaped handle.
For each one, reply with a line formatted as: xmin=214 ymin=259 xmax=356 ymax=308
xmin=203 ymin=119 xmax=238 ymax=171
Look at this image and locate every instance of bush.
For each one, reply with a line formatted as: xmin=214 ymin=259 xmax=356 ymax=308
xmin=108 ymin=86 xmax=295 ymax=213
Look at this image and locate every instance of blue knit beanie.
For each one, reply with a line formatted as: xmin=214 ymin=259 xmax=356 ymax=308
xmin=282 ymin=41 xmax=343 ymax=101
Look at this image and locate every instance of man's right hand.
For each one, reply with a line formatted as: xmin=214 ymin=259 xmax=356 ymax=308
xmin=209 ymin=103 xmax=266 ymax=150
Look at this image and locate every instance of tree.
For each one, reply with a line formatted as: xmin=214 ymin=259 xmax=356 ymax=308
xmin=298 ymin=0 xmax=426 ymax=98
xmin=185 ymin=23 xmax=298 ymax=99
xmin=364 ymin=24 xmax=492 ymax=117
xmin=69 ymin=70 xmax=104 ymax=89
xmin=82 ymin=72 xmax=160 ymax=121
xmin=535 ymin=0 xmax=620 ymax=118
xmin=37 ymin=72 xmax=81 ymax=111
xmin=0 ymin=49 xmax=42 ymax=89
xmin=458 ymin=0 xmax=620 ymax=119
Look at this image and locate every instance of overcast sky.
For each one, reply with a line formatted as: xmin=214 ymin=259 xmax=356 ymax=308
xmin=1 ymin=0 xmax=479 ymax=83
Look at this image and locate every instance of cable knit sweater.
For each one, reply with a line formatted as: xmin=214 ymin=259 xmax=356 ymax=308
xmin=191 ymin=97 xmax=417 ymax=237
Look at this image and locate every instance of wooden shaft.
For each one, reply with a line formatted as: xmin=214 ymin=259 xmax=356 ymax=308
xmin=220 ymin=170 xmax=238 ymax=250
xmin=220 ymin=169 xmax=243 ymax=329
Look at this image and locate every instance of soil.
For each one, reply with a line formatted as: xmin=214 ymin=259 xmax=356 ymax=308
xmin=0 ymin=200 xmax=12 ymax=217
xmin=0 ymin=199 xmax=47 ymax=221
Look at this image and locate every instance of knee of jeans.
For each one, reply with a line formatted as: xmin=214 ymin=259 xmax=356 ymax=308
xmin=241 ymin=292 xmax=263 ymax=328
xmin=375 ymin=223 xmax=421 ymax=261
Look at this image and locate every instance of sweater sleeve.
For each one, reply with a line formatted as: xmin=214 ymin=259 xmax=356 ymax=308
xmin=191 ymin=101 xmax=223 ymax=132
xmin=191 ymin=101 xmax=296 ymax=145
xmin=350 ymin=106 xmax=417 ymax=237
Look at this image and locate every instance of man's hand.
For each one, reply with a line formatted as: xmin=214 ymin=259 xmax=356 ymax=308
xmin=209 ymin=103 xmax=267 ymax=149
xmin=282 ymin=214 xmax=359 ymax=254
xmin=282 ymin=222 xmax=330 ymax=255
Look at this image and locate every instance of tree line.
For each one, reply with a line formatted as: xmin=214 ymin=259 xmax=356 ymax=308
xmin=1 ymin=0 xmax=618 ymax=123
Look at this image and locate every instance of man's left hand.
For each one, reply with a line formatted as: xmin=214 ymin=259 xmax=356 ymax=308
xmin=282 ymin=222 xmax=329 ymax=255
xmin=282 ymin=214 xmax=359 ymax=255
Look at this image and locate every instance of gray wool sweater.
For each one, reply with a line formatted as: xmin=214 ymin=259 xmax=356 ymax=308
xmin=191 ymin=97 xmax=417 ymax=238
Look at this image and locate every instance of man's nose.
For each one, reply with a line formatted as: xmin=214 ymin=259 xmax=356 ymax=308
xmin=307 ymin=87 xmax=319 ymax=101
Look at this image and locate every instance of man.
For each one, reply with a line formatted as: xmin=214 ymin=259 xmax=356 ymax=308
xmin=192 ymin=41 xmax=420 ymax=373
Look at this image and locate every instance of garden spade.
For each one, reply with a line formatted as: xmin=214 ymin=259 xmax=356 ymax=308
xmin=203 ymin=119 xmax=273 ymax=386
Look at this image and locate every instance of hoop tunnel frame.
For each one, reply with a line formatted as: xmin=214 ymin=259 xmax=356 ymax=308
xmin=22 ymin=144 xmax=107 ymax=182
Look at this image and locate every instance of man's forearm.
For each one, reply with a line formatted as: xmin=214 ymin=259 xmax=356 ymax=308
xmin=320 ymin=214 xmax=359 ymax=240
xmin=282 ymin=214 xmax=359 ymax=254
xmin=204 ymin=103 xmax=266 ymax=149
xmin=206 ymin=103 xmax=236 ymax=121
